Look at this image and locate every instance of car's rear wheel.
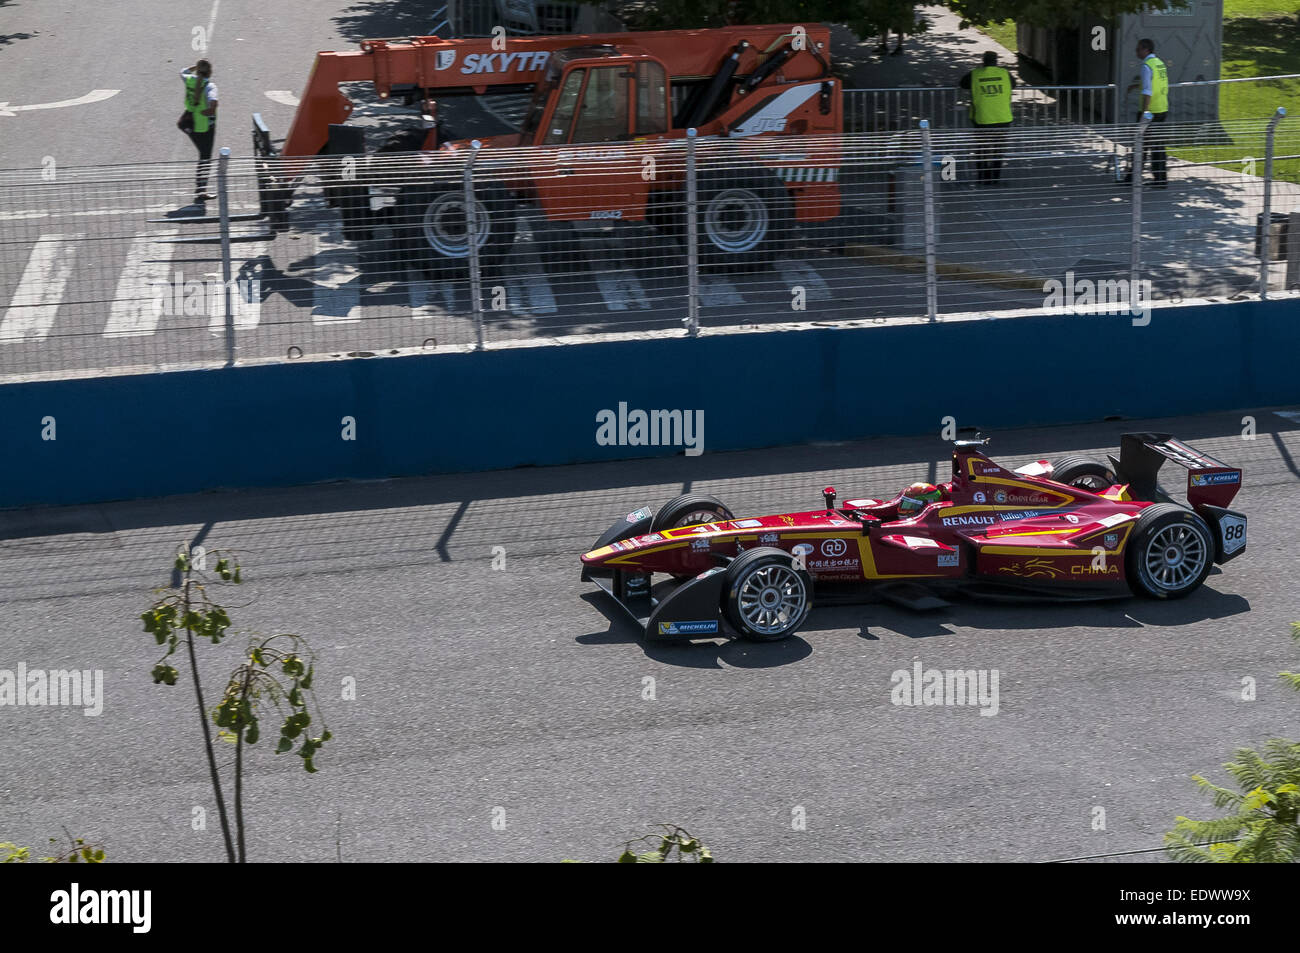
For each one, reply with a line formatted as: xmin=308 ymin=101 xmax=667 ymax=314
xmin=651 ymin=494 xmax=734 ymax=532
xmin=1125 ymin=503 xmax=1213 ymax=599
xmin=723 ymin=548 xmax=812 ymax=641
xmin=1052 ymin=455 xmax=1117 ymax=492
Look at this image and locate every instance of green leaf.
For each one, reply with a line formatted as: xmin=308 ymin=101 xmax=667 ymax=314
xmin=276 ymin=737 xmax=292 ymax=754
xmin=616 ymin=850 xmax=638 ymax=863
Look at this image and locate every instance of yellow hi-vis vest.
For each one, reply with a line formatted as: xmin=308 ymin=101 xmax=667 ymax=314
xmin=970 ymin=66 xmax=1013 ymax=125
xmin=184 ymin=73 xmax=212 ymax=133
xmin=1145 ymin=55 xmax=1169 ymax=114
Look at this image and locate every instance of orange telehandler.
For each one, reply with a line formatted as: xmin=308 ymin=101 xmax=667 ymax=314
xmin=249 ymin=24 xmax=844 ymax=272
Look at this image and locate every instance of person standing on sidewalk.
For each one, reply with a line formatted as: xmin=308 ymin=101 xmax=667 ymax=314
xmin=960 ymin=51 xmax=1015 ymax=186
xmin=1124 ymin=39 xmax=1168 ymax=188
xmin=179 ymin=59 xmax=219 ymax=203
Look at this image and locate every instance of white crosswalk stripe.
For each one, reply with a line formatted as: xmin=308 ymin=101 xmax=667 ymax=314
xmin=102 ymin=232 xmax=178 ymax=338
xmin=503 ymin=236 xmax=558 ymax=315
xmin=699 ymin=277 xmax=744 ymax=307
xmin=574 ymin=230 xmax=649 ymax=311
xmin=207 ymin=243 xmax=271 ymax=334
xmin=776 ymin=260 xmax=832 ymax=301
xmin=408 ymin=268 xmax=457 ymax=319
xmin=0 ymin=233 xmax=79 ymax=343
xmin=291 ymin=196 xmax=361 ymax=324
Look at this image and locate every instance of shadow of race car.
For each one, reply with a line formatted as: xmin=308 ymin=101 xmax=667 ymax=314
xmin=579 ymin=433 xmax=1246 ymax=642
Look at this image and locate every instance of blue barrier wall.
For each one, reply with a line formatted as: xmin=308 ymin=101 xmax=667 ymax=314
xmin=2 ymin=298 xmax=1298 ymax=508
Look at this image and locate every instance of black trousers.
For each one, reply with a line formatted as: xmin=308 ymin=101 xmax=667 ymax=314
xmin=972 ymin=120 xmax=1011 ymax=184
xmin=1138 ymin=110 xmax=1167 ymax=184
xmin=187 ymin=126 xmax=215 ymax=193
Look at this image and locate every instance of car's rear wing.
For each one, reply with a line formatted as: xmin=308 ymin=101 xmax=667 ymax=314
xmin=1109 ymin=433 xmax=1242 ymax=508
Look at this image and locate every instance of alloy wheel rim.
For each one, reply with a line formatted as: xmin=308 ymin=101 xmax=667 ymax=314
xmin=1144 ymin=524 xmax=1207 ymax=590
xmin=737 ymin=564 xmax=805 ymax=635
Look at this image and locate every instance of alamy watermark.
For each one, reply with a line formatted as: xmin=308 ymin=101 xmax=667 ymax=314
xmin=595 ymin=402 xmax=704 ymax=456
xmin=890 ymin=661 xmax=999 ymax=716
xmin=151 ymin=276 xmax=260 ymax=317
xmin=1042 ymin=271 xmax=1152 ymax=326
xmin=0 ymin=664 xmax=103 ymax=716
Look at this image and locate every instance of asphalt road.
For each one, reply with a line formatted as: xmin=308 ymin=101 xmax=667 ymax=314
xmin=2 ymin=409 xmax=1298 ymax=862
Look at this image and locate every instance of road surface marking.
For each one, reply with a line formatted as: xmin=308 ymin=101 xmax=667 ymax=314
xmin=0 ymin=234 xmax=79 ymax=343
xmin=575 ymin=230 xmax=649 ymax=311
xmin=102 ymin=233 xmax=179 ymax=337
xmin=207 ymin=243 xmax=271 ymax=333
xmin=776 ymin=260 xmax=831 ymax=301
xmin=0 ymin=89 xmax=121 ymax=117
xmin=305 ymin=200 xmax=360 ymax=323
xmin=265 ymin=91 xmax=300 ymax=107
xmin=505 ymin=236 xmax=558 ymax=314
xmin=408 ymin=269 xmax=457 ymax=318
xmin=698 ymin=277 xmax=743 ymax=307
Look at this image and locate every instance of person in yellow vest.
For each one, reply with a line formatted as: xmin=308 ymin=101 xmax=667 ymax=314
xmin=960 ymin=51 xmax=1015 ymax=187
xmin=179 ymin=59 xmax=219 ymax=203
xmin=1124 ymin=39 xmax=1168 ymax=189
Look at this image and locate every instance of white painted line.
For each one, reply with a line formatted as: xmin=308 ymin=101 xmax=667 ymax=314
xmin=0 ymin=89 xmax=121 ymax=117
xmin=0 ymin=204 xmax=178 ymax=222
xmin=102 ymin=233 xmax=178 ymax=338
xmin=308 ymin=204 xmax=360 ymax=324
xmin=698 ymin=277 xmax=744 ymax=308
xmin=206 ymin=0 xmax=221 ymax=51
xmin=206 ymin=243 xmax=270 ymax=333
xmin=505 ymin=240 xmax=558 ymax=315
xmin=265 ymin=90 xmax=300 ymax=107
xmin=575 ymin=231 xmax=649 ymax=311
xmin=408 ymin=268 xmax=456 ymax=319
xmin=0 ymin=234 xmax=78 ymax=343
xmin=776 ymin=260 xmax=831 ymax=301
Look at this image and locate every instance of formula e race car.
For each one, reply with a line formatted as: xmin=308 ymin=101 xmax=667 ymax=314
xmin=579 ymin=433 xmax=1247 ymax=641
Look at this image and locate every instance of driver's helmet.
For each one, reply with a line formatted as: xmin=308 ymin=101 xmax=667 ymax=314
xmin=898 ymin=482 xmax=943 ymax=519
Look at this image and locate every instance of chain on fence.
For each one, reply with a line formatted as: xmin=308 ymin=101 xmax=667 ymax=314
xmin=1 ymin=114 xmax=1297 ymax=383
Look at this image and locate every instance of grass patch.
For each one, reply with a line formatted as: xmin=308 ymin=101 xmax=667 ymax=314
xmin=975 ymin=20 xmax=1017 ymax=53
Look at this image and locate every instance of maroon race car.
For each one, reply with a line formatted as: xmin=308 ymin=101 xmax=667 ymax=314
xmin=580 ymin=433 xmax=1246 ymax=641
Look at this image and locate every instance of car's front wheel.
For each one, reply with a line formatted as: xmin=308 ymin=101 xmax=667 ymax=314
xmin=1125 ymin=503 xmax=1213 ymax=599
xmin=723 ymin=548 xmax=812 ymax=641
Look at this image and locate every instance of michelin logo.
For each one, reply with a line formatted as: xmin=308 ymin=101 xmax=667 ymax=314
xmin=1191 ymin=471 xmax=1241 ymax=486
xmin=658 ymin=620 xmax=720 ymax=636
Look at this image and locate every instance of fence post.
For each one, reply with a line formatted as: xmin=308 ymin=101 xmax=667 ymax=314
xmin=919 ymin=119 xmax=938 ymax=323
xmin=1130 ymin=111 xmax=1151 ymax=299
xmin=685 ymin=127 xmax=700 ymax=338
xmin=1259 ymin=106 xmax=1288 ymax=300
xmin=463 ymin=139 xmax=485 ymax=351
xmin=216 ymin=147 xmax=235 ymax=366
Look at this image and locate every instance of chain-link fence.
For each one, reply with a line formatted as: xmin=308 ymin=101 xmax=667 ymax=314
xmin=1 ymin=114 xmax=1297 ymax=382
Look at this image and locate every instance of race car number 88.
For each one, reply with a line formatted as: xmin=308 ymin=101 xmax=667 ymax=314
xmin=1219 ymin=515 xmax=1246 ymax=555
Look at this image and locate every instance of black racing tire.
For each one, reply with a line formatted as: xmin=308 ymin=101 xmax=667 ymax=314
xmin=395 ymin=180 xmax=516 ymax=278
xmin=1125 ymin=503 xmax=1214 ymax=600
xmin=722 ymin=547 xmax=812 ymax=641
xmin=651 ymin=494 xmax=734 ymax=533
xmin=695 ymin=168 xmax=792 ymax=272
xmin=1051 ymin=455 xmax=1117 ymax=492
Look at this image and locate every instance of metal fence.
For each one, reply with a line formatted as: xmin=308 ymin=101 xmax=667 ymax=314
xmin=845 ymin=73 xmax=1300 ymax=131
xmin=1 ymin=114 xmax=1297 ymax=383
